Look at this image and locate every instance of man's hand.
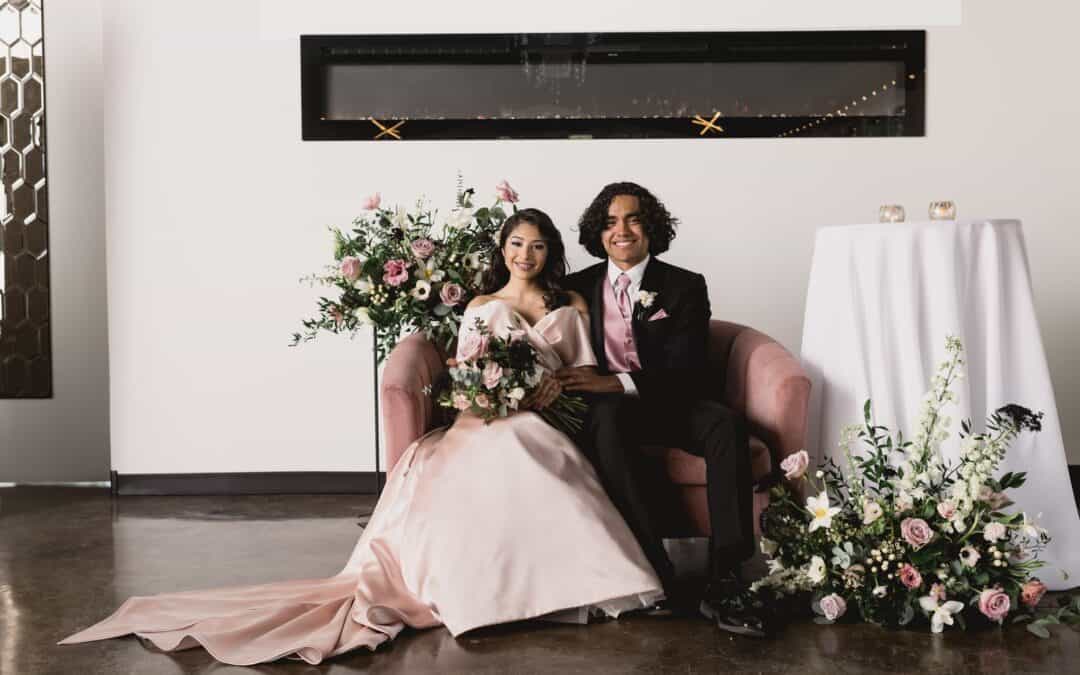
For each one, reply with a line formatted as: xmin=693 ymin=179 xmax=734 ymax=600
xmin=555 ymin=366 xmax=625 ymax=394
xmin=521 ymin=372 xmax=563 ymax=410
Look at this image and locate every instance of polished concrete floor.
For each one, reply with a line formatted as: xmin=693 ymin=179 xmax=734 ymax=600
xmin=1 ymin=487 xmax=1077 ymax=674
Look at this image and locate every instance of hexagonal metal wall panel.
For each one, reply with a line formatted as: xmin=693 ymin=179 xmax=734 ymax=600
xmin=0 ymin=0 xmax=49 ymax=397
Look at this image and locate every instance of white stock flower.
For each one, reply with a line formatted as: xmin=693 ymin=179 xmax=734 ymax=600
xmin=807 ymin=492 xmax=842 ymax=532
xmin=354 ymin=307 xmax=371 ymax=325
xmin=766 ymin=559 xmax=785 ymax=574
xmin=807 ymin=556 xmax=827 ymax=585
xmin=919 ymin=596 xmax=965 ymax=633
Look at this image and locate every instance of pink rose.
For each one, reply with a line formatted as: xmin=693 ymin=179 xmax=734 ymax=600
xmin=495 ymin=179 xmax=519 ymax=203
xmin=780 ymin=449 xmax=809 ymax=480
xmin=361 ymin=192 xmax=381 ymax=210
xmin=457 ymin=331 xmax=489 ymax=363
xmin=340 ymin=256 xmax=361 ymax=282
xmin=899 ymin=563 xmax=923 ymax=589
xmin=978 ymin=587 xmax=1011 ymax=623
xmin=930 ymin=583 xmax=947 ymax=602
xmin=819 ymin=593 xmax=847 ymax=622
xmin=936 ymin=500 xmax=957 ymax=520
xmin=482 ymin=361 xmax=504 ymax=389
xmin=1020 ymin=579 xmax=1047 ymax=609
xmin=382 ymin=259 xmax=410 ymax=287
xmin=452 ymin=392 xmax=471 ymax=411
xmin=474 ymin=393 xmax=490 ymax=409
xmin=439 ymin=282 xmax=466 ymax=307
xmin=410 ymin=238 xmax=436 ymax=259
xmin=901 ymin=518 xmax=935 ymax=550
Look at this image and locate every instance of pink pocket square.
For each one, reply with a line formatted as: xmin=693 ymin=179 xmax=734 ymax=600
xmin=648 ymin=309 xmax=669 ymax=322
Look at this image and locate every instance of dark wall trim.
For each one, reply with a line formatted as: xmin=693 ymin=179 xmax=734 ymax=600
xmin=110 ymin=470 xmax=385 ymax=496
xmin=1071 ymin=465 xmax=1080 ymax=511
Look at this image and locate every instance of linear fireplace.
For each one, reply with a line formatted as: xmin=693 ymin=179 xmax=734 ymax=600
xmin=301 ymin=31 xmax=925 ymax=141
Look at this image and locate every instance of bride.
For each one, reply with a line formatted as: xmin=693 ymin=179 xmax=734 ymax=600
xmin=60 ymin=208 xmax=664 ymax=666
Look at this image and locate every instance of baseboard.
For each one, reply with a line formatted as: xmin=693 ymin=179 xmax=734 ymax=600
xmin=111 ymin=470 xmax=386 ymax=496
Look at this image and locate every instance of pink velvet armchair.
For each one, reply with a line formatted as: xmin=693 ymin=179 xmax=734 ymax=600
xmin=380 ymin=320 xmax=810 ymax=537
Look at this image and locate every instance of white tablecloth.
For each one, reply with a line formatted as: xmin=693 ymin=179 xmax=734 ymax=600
xmin=801 ymin=219 xmax=1079 ymax=589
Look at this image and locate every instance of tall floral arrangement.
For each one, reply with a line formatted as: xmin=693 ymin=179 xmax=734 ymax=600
xmin=754 ymin=336 xmax=1078 ymax=637
xmin=291 ymin=178 xmax=520 ymax=361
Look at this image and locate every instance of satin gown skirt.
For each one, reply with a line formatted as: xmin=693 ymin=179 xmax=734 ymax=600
xmin=60 ymin=302 xmax=663 ymax=665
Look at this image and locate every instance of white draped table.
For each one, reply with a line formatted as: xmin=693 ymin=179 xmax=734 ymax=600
xmin=801 ymin=219 xmax=1079 ymax=589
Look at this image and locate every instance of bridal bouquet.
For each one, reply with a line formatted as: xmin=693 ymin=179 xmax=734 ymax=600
xmin=754 ymin=336 xmax=1080 ymax=637
xmin=291 ymin=177 xmax=520 ymax=362
xmin=436 ymin=318 xmax=587 ymax=436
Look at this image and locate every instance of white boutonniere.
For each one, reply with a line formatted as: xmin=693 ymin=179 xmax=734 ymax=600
xmin=633 ymin=290 xmax=659 ymax=321
xmin=636 ymin=290 xmax=657 ymax=308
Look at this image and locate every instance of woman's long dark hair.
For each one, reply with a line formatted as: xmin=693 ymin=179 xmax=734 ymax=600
xmin=482 ymin=208 xmax=570 ymax=310
xmin=577 ymin=181 xmax=679 ymax=259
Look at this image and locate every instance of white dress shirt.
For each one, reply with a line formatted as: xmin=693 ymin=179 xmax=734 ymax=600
xmin=605 ymin=255 xmax=650 ymax=396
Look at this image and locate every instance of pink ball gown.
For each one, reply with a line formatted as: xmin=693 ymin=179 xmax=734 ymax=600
xmin=60 ymin=300 xmax=664 ymax=665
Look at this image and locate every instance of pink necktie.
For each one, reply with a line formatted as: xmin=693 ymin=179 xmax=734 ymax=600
xmin=615 ymin=273 xmax=633 ymax=320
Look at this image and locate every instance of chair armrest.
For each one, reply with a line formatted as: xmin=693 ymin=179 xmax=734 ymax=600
xmin=380 ymin=333 xmax=447 ymax=472
xmin=723 ymin=328 xmax=811 ymax=476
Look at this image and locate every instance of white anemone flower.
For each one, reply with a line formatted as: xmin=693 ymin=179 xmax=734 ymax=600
xmin=918 ymin=596 xmax=965 ymax=633
xmin=410 ymin=280 xmax=432 ymax=301
xmin=807 ymin=555 xmax=827 ymax=584
xmin=806 ymin=491 xmax=842 ymax=532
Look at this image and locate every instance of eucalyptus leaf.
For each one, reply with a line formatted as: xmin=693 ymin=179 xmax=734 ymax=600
xmin=1026 ymin=623 xmax=1050 ymax=639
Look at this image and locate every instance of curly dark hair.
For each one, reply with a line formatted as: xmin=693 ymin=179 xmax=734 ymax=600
xmin=481 ymin=208 xmax=570 ymax=310
xmin=576 ymin=182 xmax=679 ymax=259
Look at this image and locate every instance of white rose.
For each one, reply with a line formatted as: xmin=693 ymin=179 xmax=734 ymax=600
xmin=508 ymin=387 xmax=526 ymax=401
xmin=983 ymin=521 xmax=1007 ymax=543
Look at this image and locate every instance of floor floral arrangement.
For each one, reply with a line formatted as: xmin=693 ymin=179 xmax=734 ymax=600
xmin=292 ymin=177 xmax=518 ymax=361
xmin=755 ymin=336 xmax=1079 ymax=637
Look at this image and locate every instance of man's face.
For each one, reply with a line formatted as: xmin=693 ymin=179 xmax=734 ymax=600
xmin=602 ymin=194 xmax=651 ymax=270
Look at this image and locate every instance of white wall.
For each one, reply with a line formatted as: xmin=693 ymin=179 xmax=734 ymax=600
xmin=0 ymin=0 xmax=109 ymax=482
xmin=102 ymin=0 xmax=1080 ymax=475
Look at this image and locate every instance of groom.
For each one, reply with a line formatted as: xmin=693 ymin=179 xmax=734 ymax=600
xmin=558 ymin=182 xmax=765 ymax=637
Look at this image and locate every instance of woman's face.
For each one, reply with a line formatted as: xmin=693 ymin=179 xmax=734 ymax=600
xmin=501 ymin=222 xmax=549 ymax=282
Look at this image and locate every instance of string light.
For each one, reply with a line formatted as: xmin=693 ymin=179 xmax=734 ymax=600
xmin=777 ymin=72 xmax=919 ymax=138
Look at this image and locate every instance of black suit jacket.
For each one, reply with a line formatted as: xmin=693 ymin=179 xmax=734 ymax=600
xmin=563 ymin=258 xmax=711 ymax=406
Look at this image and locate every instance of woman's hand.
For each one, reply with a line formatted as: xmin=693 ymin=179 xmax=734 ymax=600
xmin=555 ymin=366 xmax=624 ymax=394
xmin=521 ymin=372 xmax=563 ymax=410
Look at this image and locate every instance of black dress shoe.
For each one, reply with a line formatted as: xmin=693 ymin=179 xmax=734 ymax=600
xmin=699 ymin=577 xmax=771 ymax=638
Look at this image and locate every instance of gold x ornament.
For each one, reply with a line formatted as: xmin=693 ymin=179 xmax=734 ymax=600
xmin=691 ymin=112 xmax=724 ymax=136
xmin=370 ymin=118 xmax=406 ymax=140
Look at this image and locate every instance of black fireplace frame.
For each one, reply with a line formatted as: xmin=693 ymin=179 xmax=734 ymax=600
xmin=300 ymin=30 xmax=925 ymax=141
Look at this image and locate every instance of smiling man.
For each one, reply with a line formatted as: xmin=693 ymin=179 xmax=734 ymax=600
xmin=559 ymin=182 xmax=765 ymax=637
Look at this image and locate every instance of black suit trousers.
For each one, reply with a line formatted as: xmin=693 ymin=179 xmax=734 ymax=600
xmin=573 ymin=393 xmax=754 ymax=588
